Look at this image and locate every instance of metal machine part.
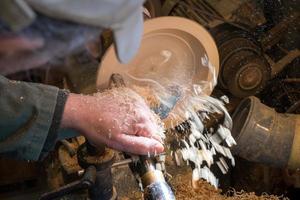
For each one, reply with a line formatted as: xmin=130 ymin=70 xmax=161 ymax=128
xmin=260 ymin=74 xmax=300 ymax=114
xmin=162 ymin=0 xmax=266 ymax=30
xmin=260 ymin=12 xmax=300 ymax=79
xmin=162 ymin=0 xmax=299 ymax=99
xmin=161 ymin=1 xmax=270 ymax=97
xmin=231 ymin=96 xmax=300 ymax=169
xmin=220 ymin=50 xmax=270 ymax=98
xmin=40 ymin=165 xmax=97 ymax=200
xmin=212 ymin=17 xmax=298 ymax=98
xmin=144 ymin=0 xmax=162 ymax=18
xmin=77 ymin=142 xmax=117 ymax=200
xmin=212 ymin=25 xmax=271 ymax=98
xmin=130 ymin=156 xmax=175 ymax=200
xmin=41 ymin=141 xmax=117 ymax=200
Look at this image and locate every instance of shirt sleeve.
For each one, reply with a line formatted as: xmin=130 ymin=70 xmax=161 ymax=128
xmin=39 ymin=89 xmax=69 ymax=160
xmin=0 ymin=75 xmax=68 ymax=161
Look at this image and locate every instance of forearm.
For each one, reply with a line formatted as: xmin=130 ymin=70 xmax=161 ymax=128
xmin=59 ymin=88 xmax=165 ymax=155
xmin=60 ymin=93 xmax=90 ymax=133
xmin=40 ymin=89 xmax=69 ymax=159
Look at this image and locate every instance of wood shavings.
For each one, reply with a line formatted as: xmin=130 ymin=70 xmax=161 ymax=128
xmin=165 ymin=55 xmax=237 ymax=188
xmin=120 ymin=54 xmax=237 ymax=189
xmin=131 ymin=84 xmax=161 ymax=108
xmin=116 ymin=165 xmax=288 ymax=200
xmin=170 ymin=171 xmax=288 ymax=200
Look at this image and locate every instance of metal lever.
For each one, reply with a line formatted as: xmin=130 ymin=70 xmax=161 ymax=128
xmin=40 ymin=166 xmax=96 ymax=200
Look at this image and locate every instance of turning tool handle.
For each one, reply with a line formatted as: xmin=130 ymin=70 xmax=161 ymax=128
xmin=144 ymin=181 xmax=175 ymax=200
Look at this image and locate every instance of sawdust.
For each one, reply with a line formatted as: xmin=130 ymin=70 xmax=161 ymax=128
xmin=108 ymin=57 xmax=281 ymax=199
xmin=170 ymin=171 xmax=288 ymax=200
xmin=127 ymin=78 xmax=236 ymax=187
xmin=85 ymin=86 xmax=167 ymax=145
xmin=131 ymin=84 xmax=160 ymax=108
xmin=116 ymin=166 xmax=287 ymax=200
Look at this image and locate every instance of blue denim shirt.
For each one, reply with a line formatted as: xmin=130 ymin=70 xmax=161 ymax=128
xmin=0 ymin=75 xmax=68 ymax=161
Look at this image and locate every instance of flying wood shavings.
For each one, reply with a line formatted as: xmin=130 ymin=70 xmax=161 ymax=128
xmin=170 ymin=56 xmax=236 ymax=188
xmin=127 ymin=54 xmax=237 ymax=188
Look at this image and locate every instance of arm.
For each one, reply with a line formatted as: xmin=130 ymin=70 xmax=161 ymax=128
xmin=0 ymin=76 xmax=164 ymax=161
xmin=61 ymin=88 xmax=164 ymax=155
xmin=0 ymin=75 xmax=66 ymax=160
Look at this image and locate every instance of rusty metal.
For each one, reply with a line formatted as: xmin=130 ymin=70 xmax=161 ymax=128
xmin=77 ymin=142 xmax=116 ymax=200
xmin=225 ymin=54 xmax=270 ymax=97
xmin=130 ymin=156 xmax=175 ymax=200
xmin=287 ymin=100 xmax=300 ymax=114
xmin=238 ymin=65 xmax=263 ymax=90
xmin=214 ymin=29 xmax=270 ymax=97
xmin=261 ymin=14 xmax=299 ymax=51
xmin=270 ymin=49 xmax=300 ymax=78
xmin=144 ymin=0 xmax=162 ymax=18
xmin=111 ymin=157 xmax=139 ymax=168
xmin=231 ymin=1 xmax=266 ymax=28
xmin=58 ymin=144 xmax=81 ymax=175
xmin=60 ymin=139 xmax=76 ymax=157
xmin=259 ymin=14 xmax=300 ymax=79
xmin=231 ymin=96 xmax=300 ymax=169
xmin=260 ymin=75 xmax=300 ymax=114
xmin=161 ymin=0 xmax=180 ymax=16
xmin=166 ymin=0 xmax=253 ymax=31
xmin=283 ymin=78 xmax=300 ymax=83
xmin=40 ymin=166 xmax=97 ymax=200
xmin=289 ymin=118 xmax=300 ymax=169
xmin=57 ymin=137 xmax=85 ymax=175
xmin=48 ymin=139 xmax=116 ymax=200
xmin=212 ymin=25 xmax=262 ymax=90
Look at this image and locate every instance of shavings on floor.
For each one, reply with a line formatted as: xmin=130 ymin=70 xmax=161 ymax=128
xmin=170 ymin=171 xmax=288 ymax=200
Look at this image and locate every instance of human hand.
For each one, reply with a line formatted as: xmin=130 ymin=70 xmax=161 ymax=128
xmin=61 ymin=87 xmax=165 ymax=155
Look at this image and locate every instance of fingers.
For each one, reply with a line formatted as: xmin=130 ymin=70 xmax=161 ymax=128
xmin=134 ymin=123 xmax=164 ymax=143
xmin=83 ymin=129 xmax=164 ymax=156
xmin=111 ymin=134 xmax=164 ymax=155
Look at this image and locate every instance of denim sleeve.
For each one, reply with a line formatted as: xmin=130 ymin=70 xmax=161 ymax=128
xmin=0 ymin=75 xmax=67 ymax=161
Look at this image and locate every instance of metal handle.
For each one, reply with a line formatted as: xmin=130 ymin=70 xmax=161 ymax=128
xmin=39 ymin=166 xmax=96 ymax=200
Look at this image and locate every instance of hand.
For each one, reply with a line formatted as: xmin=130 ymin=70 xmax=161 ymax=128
xmin=61 ymin=88 xmax=165 ymax=155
